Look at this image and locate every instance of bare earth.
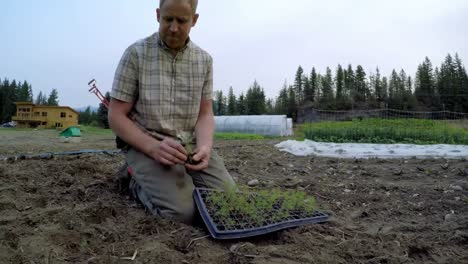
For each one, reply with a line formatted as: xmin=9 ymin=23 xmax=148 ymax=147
xmin=0 ymin=131 xmax=467 ymax=263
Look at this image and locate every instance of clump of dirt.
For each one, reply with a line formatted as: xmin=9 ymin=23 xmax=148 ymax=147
xmin=0 ymin=140 xmax=467 ymax=263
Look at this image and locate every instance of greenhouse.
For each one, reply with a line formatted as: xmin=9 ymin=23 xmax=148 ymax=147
xmin=214 ymin=115 xmax=293 ymax=136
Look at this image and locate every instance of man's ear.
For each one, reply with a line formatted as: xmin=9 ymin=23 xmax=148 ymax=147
xmin=192 ymin=13 xmax=199 ymax=27
xmin=156 ymin=8 xmax=161 ymax=22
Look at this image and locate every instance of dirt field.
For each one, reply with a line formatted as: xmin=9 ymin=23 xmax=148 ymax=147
xmin=0 ymin=129 xmax=467 ymax=263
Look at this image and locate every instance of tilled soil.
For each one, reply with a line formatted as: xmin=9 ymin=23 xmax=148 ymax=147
xmin=0 ymin=140 xmax=467 ymax=263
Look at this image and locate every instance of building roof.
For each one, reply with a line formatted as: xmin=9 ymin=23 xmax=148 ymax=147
xmin=14 ymin=102 xmax=79 ymax=115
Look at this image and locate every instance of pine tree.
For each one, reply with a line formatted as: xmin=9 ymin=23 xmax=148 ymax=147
xmin=1 ymin=79 xmax=17 ymax=123
xmin=16 ymin=81 xmax=23 ymax=102
xmin=84 ymin=106 xmax=92 ymax=124
xmin=399 ymin=69 xmax=408 ymax=96
xmin=462 ymin=66 xmax=468 ymax=112
xmin=388 ymin=69 xmax=416 ymax=110
xmin=16 ymin=81 xmax=33 ymax=102
xmin=47 ymin=89 xmax=59 ymax=106
xmin=0 ymin=78 xmax=4 ymax=121
xmin=315 ymin=74 xmax=323 ymax=102
xmin=374 ymin=67 xmax=385 ymax=105
xmin=434 ymin=66 xmax=440 ymax=88
xmin=35 ymin=91 xmax=44 ymax=105
xmin=407 ymin=76 xmax=412 ymax=92
xmin=287 ymin=85 xmax=297 ymax=121
xmin=438 ymin=53 xmax=457 ymax=111
xmin=97 ymin=92 xmax=110 ymax=128
xmin=310 ymin=67 xmax=318 ymax=102
xmin=265 ymin=98 xmax=274 ymax=114
xmin=335 ymin=64 xmax=345 ymax=109
xmin=405 ymin=75 xmax=417 ymax=110
xmin=463 ymin=66 xmax=468 ymax=112
xmin=302 ymin=75 xmax=311 ymax=104
xmin=226 ymin=86 xmax=237 ymax=115
xmin=28 ymin=83 xmax=33 ymax=102
xmin=275 ymin=82 xmax=289 ymax=115
xmin=214 ymin=90 xmax=225 ymax=115
xmin=320 ymin=67 xmax=334 ymax=109
xmin=388 ymin=69 xmax=400 ymax=109
xmin=344 ymin=64 xmax=355 ymax=108
xmin=381 ymin=76 xmax=389 ymax=106
xmin=0 ymin=78 xmax=4 ymax=122
xmin=415 ymin=57 xmax=437 ymax=110
xmin=294 ymin=66 xmax=304 ymax=104
xmin=367 ymin=72 xmax=377 ymax=108
xmin=354 ymin=65 xmax=367 ymax=107
xmin=245 ymin=80 xmax=266 ymax=115
xmin=454 ymin=53 xmax=468 ymax=112
xmin=79 ymin=106 xmax=92 ymax=125
xmin=237 ymin=93 xmax=246 ymax=115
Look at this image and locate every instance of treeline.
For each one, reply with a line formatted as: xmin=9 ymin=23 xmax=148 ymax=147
xmin=3 ymin=53 xmax=467 ymax=125
xmin=0 ymin=78 xmax=59 ymax=123
xmin=78 ymin=92 xmax=110 ymax=128
xmin=213 ymin=53 xmax=468 ymax=121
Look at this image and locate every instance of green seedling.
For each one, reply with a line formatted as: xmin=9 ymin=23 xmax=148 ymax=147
xmin=205 ymin=186 xmax=317 ymax=228
xmin=177 ymin=131 xmax=200 ymax=165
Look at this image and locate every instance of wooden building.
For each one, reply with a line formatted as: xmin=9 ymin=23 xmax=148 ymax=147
xmin=11 ymin=102 xmax=79 ymax=129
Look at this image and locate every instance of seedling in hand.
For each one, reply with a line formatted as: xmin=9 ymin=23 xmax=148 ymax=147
xmin=177 ymin=131 xmax=201 ymax=165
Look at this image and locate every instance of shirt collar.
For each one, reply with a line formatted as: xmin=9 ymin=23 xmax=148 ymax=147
xmin=156 ymin=32 xmax=191 ymax=53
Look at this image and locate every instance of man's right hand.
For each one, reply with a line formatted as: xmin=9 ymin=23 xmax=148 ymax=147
xmin=147 ymin=137 xmax=188 ymax=166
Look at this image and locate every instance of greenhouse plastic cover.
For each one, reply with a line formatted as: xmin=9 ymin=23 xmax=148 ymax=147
xmin=215 ymin=115 xmax=293 ymax=136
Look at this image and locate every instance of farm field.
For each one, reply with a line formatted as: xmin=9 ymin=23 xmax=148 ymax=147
xmin=0 ymin=129 xmax=467 ymax=263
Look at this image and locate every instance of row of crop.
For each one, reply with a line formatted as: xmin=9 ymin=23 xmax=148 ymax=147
xmin=302 ymin=118 xmax=468 ymax=144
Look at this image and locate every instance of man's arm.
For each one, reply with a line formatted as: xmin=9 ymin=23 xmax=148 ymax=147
xmin=185 ymin=99 xmax=214 ymax=171
xmin=108 ymin=98 xmax=187 ymax=165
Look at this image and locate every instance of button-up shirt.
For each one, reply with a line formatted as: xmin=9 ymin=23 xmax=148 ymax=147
xmin=111 ymin=32 xmax=213 ymax=139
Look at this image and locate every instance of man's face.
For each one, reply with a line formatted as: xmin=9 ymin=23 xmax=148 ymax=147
xmin=157 ymin=0 xmax=199 ymax=51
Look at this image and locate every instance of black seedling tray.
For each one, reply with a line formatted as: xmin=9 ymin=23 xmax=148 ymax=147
xmin=193 ymin=188 xmax=329 ymax=239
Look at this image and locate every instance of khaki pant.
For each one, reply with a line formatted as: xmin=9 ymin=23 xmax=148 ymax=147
xmin=126 ymin=148 xmax=236 ymax=224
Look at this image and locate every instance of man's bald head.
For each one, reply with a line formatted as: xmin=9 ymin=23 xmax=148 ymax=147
xmin=160 ymin=0 xmax=198 ymax=14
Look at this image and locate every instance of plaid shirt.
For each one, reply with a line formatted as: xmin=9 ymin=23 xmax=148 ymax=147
xmin=111 ymin=32 xmax=213 ymax=140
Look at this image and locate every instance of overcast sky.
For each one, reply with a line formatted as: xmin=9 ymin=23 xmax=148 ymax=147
xmin=1 ymin=0 xmax=467 ymax=109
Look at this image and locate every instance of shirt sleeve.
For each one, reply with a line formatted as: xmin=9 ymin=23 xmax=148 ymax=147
xmin=201 ymin=55 xmax=213 ymax=100
xmin=111 ymin=44 xmax=139 ymax=102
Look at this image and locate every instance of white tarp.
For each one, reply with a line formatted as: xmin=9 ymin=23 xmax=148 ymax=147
xmin=275 ymin=140 xmax=468 ymax=159
xmin=286 ymin=118 xmax=293 ymax=136
xmin=215 ymin=115 xmax=292 ymax=136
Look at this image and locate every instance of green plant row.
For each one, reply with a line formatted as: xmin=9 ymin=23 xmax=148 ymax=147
xmin=206 ymin=187 xmax=316 ymax=227
xmin=302 ymin=118 xmax=468 ymax=145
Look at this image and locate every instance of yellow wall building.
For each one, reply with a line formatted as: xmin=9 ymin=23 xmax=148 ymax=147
xmin=11 ymin=102 xmax=79 ymax=129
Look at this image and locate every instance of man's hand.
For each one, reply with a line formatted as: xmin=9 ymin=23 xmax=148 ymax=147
xmin=147 ymin=137 xmax=188 ymax=166
xmin=185 ymin=145 xmax=211 ymax=171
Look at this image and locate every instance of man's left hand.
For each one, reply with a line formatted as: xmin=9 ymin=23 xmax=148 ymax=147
xmin=185 ymin=145 xmax=211 ymax=171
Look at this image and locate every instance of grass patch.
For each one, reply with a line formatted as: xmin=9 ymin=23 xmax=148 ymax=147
xmin=0 ymin=127 xmax=34 ymax=132
xmin=0 ymin=126 xmax=114 ymax=136
xmin=215 ymin=132 xmax=265 ymax=140
xmin=78 ymin=125 xmax=114 ymax=136
xmin=303 ymin=118 xmax=468 ymax=144
xmin=75 ymin=128 xmax=266 ymax=140
xmin=0 ymin=127 xmax=298 ymax=141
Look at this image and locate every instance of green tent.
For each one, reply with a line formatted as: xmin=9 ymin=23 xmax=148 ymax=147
xmin=60 ymin=126 xmax=81 ymax=137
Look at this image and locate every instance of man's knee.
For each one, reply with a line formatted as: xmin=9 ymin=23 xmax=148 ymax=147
xmin=162 ymin=201 xmax=196 ymax=224
xmin=130 ymin=179 xmax=196 ymax=224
